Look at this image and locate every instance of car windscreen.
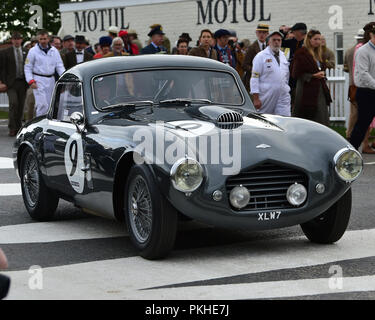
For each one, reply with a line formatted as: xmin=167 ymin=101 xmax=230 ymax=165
xmin=92 ymin=69 xmax=244 ymax=109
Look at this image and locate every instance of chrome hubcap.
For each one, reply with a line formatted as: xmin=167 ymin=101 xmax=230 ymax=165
xmin=128 ymin=176 xmax=152 ymax=244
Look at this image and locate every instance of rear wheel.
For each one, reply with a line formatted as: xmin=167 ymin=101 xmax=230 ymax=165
xmin=301 ymin=189 xmax=352 ymax=244
xmin=124 ymin=165 xmax=178 ymax=260
xmin=20 ymin=148 xmax=59 ymax=221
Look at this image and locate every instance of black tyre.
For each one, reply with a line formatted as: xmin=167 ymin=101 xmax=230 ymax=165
xmin=20 ymin=148 xmax=59 ymax=221
xmin=124 ymin=165 xmax=178 ymax=260
xmin=301 ymin=189 xmax=352 ymax=244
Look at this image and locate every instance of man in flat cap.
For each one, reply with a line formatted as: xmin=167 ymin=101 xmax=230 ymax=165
xmin=0 ymin=31 xmax=28 ymax=136
xmin=279 ymin=22 xmax=307 ymax=106
xmin=63 ymin=35 xmax=93 ymax=70
xmin=243 ymin=24 xmax=269 ymax=92
xmin=141 ymin=26 xmax=168 ymax=54
xmin=60 ymin=34 xmax=75 ymax=57
xmin=213 ymin=29 xmax=236 ymax=68
xmin=251 ymin=31 xmax=291 ymax=116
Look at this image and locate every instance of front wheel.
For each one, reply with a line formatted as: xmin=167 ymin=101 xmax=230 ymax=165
xmin=124 ymin=165 xmax=178 ymax=260
xmin=301 ymin=189 xmax=352 ymax=244
xmin=20 ymin=148 xmax=59 ymax=221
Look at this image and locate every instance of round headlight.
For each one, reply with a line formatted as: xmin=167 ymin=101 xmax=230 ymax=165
xmin=170 ymin=157 xmax=203 ymax=193
xmin=287 ymin=183 xmax=307 ymax=206
xmin=334 ymin=147 xmax=363 ymax=182
xmin=230 ymin=186 xmax=250 ymax=209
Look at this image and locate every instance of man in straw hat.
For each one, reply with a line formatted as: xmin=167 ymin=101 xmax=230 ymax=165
xmin=243 ymin=24 xmax=269 ymax=92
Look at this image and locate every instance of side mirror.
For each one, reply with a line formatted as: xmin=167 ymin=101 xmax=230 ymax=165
xmin=70 ymin=112 xmax=85 ymax=133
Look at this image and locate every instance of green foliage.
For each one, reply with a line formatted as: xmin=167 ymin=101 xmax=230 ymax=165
xmin=0 ymin=0 xmax=61 ymax=39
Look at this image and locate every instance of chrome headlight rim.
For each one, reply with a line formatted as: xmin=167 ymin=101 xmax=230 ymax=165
xmin=334 ymin=146 xmax=363 ymax=183
xmin=170 ymin=157 xmax=204 ymax=193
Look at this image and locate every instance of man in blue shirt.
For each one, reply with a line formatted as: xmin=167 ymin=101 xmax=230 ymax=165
xmin=213 ymin=29 xmax=236 ymax=68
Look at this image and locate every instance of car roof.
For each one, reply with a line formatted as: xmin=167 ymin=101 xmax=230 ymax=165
xmin=60 ymin=55 xmax=234 ymax=81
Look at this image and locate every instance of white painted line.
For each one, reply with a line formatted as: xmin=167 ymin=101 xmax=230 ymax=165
xmin=0 ymin=218 xmax=127 ymax=244
xmin=364 ymin=162 xmax=375 ymax=165
xmin=0 ymin=183 xmax=21 ymax=196
xmin=3 ymin=228 xmax=375 ymax=299
xmin=0 ymin=157 xmax=13 ymax=169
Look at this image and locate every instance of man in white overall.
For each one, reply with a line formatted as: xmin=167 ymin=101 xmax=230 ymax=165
xmin=24 ymin=30 xmax=65 ymax=117
xmin=250 ymin=31 xmax=291 ymax=116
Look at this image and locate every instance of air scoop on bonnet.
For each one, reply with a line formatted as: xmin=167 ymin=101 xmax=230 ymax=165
xmin=186 ymin=106 xmax=243 ymax=126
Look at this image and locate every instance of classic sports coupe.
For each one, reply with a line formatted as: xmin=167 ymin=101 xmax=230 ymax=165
xmin=13 ymin=56 xmax=362 ymax=259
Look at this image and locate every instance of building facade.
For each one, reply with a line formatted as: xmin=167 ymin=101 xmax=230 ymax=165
xmin=59 ymin=0 xmax=375 ymax=64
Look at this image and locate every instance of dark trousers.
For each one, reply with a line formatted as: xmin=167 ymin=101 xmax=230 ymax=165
xmin=349 ymin=88 xmax=375 ymax=150
xmin=7 ymin=79 xmax=27 ymax=131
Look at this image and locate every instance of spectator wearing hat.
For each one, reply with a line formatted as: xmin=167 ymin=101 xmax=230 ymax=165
xmin=63 ymin=35 xmax=93 ymax=70
xmin=243 ymin=24 xmax=269 ymax=92
xmin=108 ymin=26 xmax=119 ymax=39
xmin=189 ymin=29 xmax=217 ymax=60
xmin=280 ymin=23 xmax=308 ymax=106
xmin=213 ymin=29 xmax=236 ymax=68
xmin=141 ymin=26 xmax=167 ymax=54
xmin=119 ymin=30 xmax=139 ymax=55
xmin=147 ymin=24 xmax=171 ymax=53
xmin=250 ymin=31 xmax=291 ymax=116
xmin=349 ymin=22 xmax=375 ymax=153
xmin=172 ymin=33 xmax=193 ymax=54
xmin=0 ymin=31 xmax=28 ymax=136
xmin=60 ymin=35 xmax=75 ymax=57
xmin=128 ymin=29 xmax=143 ymax=51
xmin=94 ymin=36 xmax=112 ymax=59
xmin=104 ymin=37 xmax=128 ymax=57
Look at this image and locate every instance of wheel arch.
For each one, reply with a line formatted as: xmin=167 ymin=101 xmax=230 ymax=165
xmin=112 ymin=151 xmax=158 ymax=221
xmin=17 ymin=141 xmax=36 ymax=174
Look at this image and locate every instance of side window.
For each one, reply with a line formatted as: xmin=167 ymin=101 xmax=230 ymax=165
xmin=53 ymin=82 xmax=83 ymax=122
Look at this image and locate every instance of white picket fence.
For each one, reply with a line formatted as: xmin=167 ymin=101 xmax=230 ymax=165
xmin=326 ymin=67 xmax=350 ymax=126
xmin=0 ymin=68 xmax=351 ymax=124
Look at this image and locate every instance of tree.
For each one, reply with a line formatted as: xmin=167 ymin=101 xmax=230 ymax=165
xmin=0 ymin=0 xmax=61 ymax=39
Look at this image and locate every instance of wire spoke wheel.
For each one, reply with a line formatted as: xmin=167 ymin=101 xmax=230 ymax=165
xmin=128 ymin=175 xmax=153 ymax=244
xmin=22 ymin=152 xmax=40 ymax=208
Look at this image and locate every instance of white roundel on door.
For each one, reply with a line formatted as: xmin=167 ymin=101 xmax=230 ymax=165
xmin=64 ymin=132 xmax=85 ymax=193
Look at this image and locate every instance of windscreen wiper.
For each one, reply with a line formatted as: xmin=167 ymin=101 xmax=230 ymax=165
xmin=101 ymin=100 xmax=154 ymax=111
xmin=158 ymin=98 xmax=213 ymax=105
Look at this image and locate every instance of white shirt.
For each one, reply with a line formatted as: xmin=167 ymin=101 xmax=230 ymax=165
xmin=24 ymin=45 xmax=65 ymax=83
xmin=75 ymin=50 xmax=84 ymax=64
xmin=13 ymin=46 xmax=24 ymax=78
xmin=258 ymin=40 xmax=267 ymax=51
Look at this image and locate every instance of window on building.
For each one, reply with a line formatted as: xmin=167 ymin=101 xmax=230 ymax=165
xmin=334 ymin=32 xmax=344 ymax=65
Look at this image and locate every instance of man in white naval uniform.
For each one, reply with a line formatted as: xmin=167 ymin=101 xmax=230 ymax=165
xmin=250 ymin=31 xmax=291 ymax=116
xmin=24 ymin=30 xmax=65 ymax=117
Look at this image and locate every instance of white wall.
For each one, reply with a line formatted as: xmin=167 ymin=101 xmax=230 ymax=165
xmin=59 ymin=0 xmax=375 ymax=52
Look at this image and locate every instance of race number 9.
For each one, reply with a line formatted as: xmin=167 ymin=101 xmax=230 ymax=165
xmin=64 ymin=133 xmax=85 ymax=193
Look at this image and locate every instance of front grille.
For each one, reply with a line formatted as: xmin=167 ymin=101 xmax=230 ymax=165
xmin=226 ymin=163 xmax=308 ymax=211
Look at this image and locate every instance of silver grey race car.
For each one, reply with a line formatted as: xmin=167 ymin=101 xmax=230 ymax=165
xmin=13 ymin=55 xmax=363 ymax=259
